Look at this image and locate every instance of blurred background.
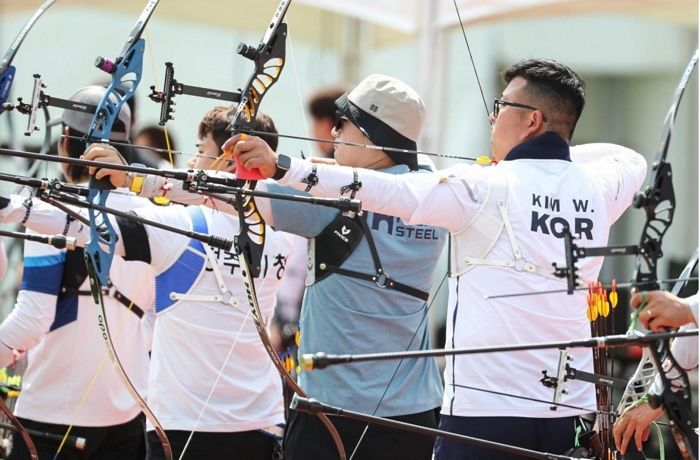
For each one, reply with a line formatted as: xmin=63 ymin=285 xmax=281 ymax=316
xmin=0 ymin=0 xmax=697 ymax=456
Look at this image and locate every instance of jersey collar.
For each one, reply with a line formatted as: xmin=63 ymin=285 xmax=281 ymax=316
xmin=503 ymin=131 xmax=571 ymax=162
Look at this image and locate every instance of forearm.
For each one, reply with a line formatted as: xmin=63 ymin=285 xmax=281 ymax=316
xmin=0 ymin=195 xmax=90 ymax=246
xmin=0 ymin=195 xmax=131 ymax=257
xmin=137 ymin=172 xmax=274 ymax=222
xmin=277 ymin=157 xmax=468 ymax=231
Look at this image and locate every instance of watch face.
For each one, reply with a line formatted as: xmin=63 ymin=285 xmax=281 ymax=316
xmin=278 ymin=154 xmax=291 ymax=170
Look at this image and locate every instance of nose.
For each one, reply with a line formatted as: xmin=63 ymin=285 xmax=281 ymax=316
xmin=488 ymin=112 xmax=496 ymax=125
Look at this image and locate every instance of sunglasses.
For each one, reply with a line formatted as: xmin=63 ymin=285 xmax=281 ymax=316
xmin=334 ymin=109 xmax=350 ymax=131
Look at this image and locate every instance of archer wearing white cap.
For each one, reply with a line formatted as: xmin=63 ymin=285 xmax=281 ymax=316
xmin=228 ymin=74 xmax=447 ymax=460
xmin=275 ymin=75 xmax=447 ymax=460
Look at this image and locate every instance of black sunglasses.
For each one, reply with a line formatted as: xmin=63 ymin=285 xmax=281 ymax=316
xmin=333 ymin=109 xmax=349 ymax=131
xmin=493 ymin=99 xmax=548 ymax=122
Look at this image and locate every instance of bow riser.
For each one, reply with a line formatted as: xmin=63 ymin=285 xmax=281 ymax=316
xmin=0 ymin=67 xmax=16 ymax=112
xmin=91 ymin=39 xmax=145 ymax=140
xmin=120 ymin=0 xmax=159 ymax=56
xmin=80 ymin=1 xmax=172 ymax=458
xmin=85 ymin=189 xmax=118 ymax=287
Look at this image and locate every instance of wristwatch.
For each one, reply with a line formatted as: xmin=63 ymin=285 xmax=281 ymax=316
xmin=273 ymin=154 xmax=291 ymax=180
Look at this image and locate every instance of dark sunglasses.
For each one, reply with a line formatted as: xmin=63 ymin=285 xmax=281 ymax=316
xmin=333 ymin=109 xmax=349 ymax=131
xmin=493 ymin=98 xmax=548 ymax=122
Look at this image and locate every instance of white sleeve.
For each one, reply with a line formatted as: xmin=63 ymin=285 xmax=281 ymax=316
xmin=0 ymin=240 xmax=6 ymax=279
xmin=0 ymin=239 xmax=63 ymax=367
xmin=132 ymin=205 xmax=196 ymax=274
xmin=570 ymin=143 xmax=647 ymax=222
xmin=138 ymin=172 xmax=275 ymax=222
xmin=0 ymin=195 xmax=91 ymax=246
xmin=278 ymin=158 xmax=486 ymax=233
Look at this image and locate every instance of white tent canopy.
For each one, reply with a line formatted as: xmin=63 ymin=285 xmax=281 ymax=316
xmin=297 ymin=0 xmax=697 ymax=33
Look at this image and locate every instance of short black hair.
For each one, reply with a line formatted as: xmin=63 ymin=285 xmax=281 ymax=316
xmin=308 ymin=86 xmax=348 ymax=121
xmin=133 ymin=125 xmax=177 ymax=164
xmin=197 ymin=107 xmax=278 ymax=152
xmin=134 ymin=125 xmax=177 ymax=151
xmin=502 ymin=59 xmax=585 ymax=138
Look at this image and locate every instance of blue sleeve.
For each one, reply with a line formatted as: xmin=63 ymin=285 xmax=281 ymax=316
xmin=21 ymin=252 xmax=64 ymax=295
xmin=266 ymin=183 xmax=338 ymax=238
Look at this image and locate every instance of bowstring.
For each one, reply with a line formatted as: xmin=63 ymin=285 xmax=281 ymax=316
xmin=287 ymin=29 xmax=315 ymax=157
xmin=451 ymin=0 xmax=491 ymax=124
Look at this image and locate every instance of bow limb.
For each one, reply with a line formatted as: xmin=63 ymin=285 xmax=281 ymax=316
xmin=0 ymin=0 xmax=56 ymax=113
xmin=0 ymin=398 xmax=38 ymax=460
xmin=238 ymin=244 xmax=347 ymax=460
xmin=619 ymin=49 xmax=699 ymax=460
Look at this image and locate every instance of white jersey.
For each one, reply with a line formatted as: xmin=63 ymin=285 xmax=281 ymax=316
xmin=276 ymin=138 xmax=648 ymax=418
xmin=133 ymin=204 xmax=294 ymax=432
xmin=0 ymin=192 xmax=297 ymax=431
xmin=0 ymin=192 xmax=155 ymax=427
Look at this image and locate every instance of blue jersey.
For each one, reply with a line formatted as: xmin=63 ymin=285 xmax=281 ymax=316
xmin=267 ymin=164 xmax=446 ymax=416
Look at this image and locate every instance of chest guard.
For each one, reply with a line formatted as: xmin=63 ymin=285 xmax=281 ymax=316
xmin=449 ymin=172 xmax=554 ymax=280
xmin=155 ymin=206 xmax=209 ymax=313
xmin=308 ymin=212 xmax=429 ymax=301
xmin=307 ymin=212 xmax=364 ymax=285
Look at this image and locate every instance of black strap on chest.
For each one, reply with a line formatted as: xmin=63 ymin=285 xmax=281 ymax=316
xmin=69 ymin=285 xmax=145 ymax=319
xmin=60 ymin=248 xmax=145 ymax=319
xmin=314 ymin=212 xmax=429 ymax=301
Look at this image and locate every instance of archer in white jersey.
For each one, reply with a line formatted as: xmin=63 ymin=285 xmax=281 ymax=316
xmin=226 ymin=59 xmax=648 ymax=459
xmin=0 ymin=86 xmax=155 ymax=460
xmin=0 ymin=108 xmax=298 ymax=460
